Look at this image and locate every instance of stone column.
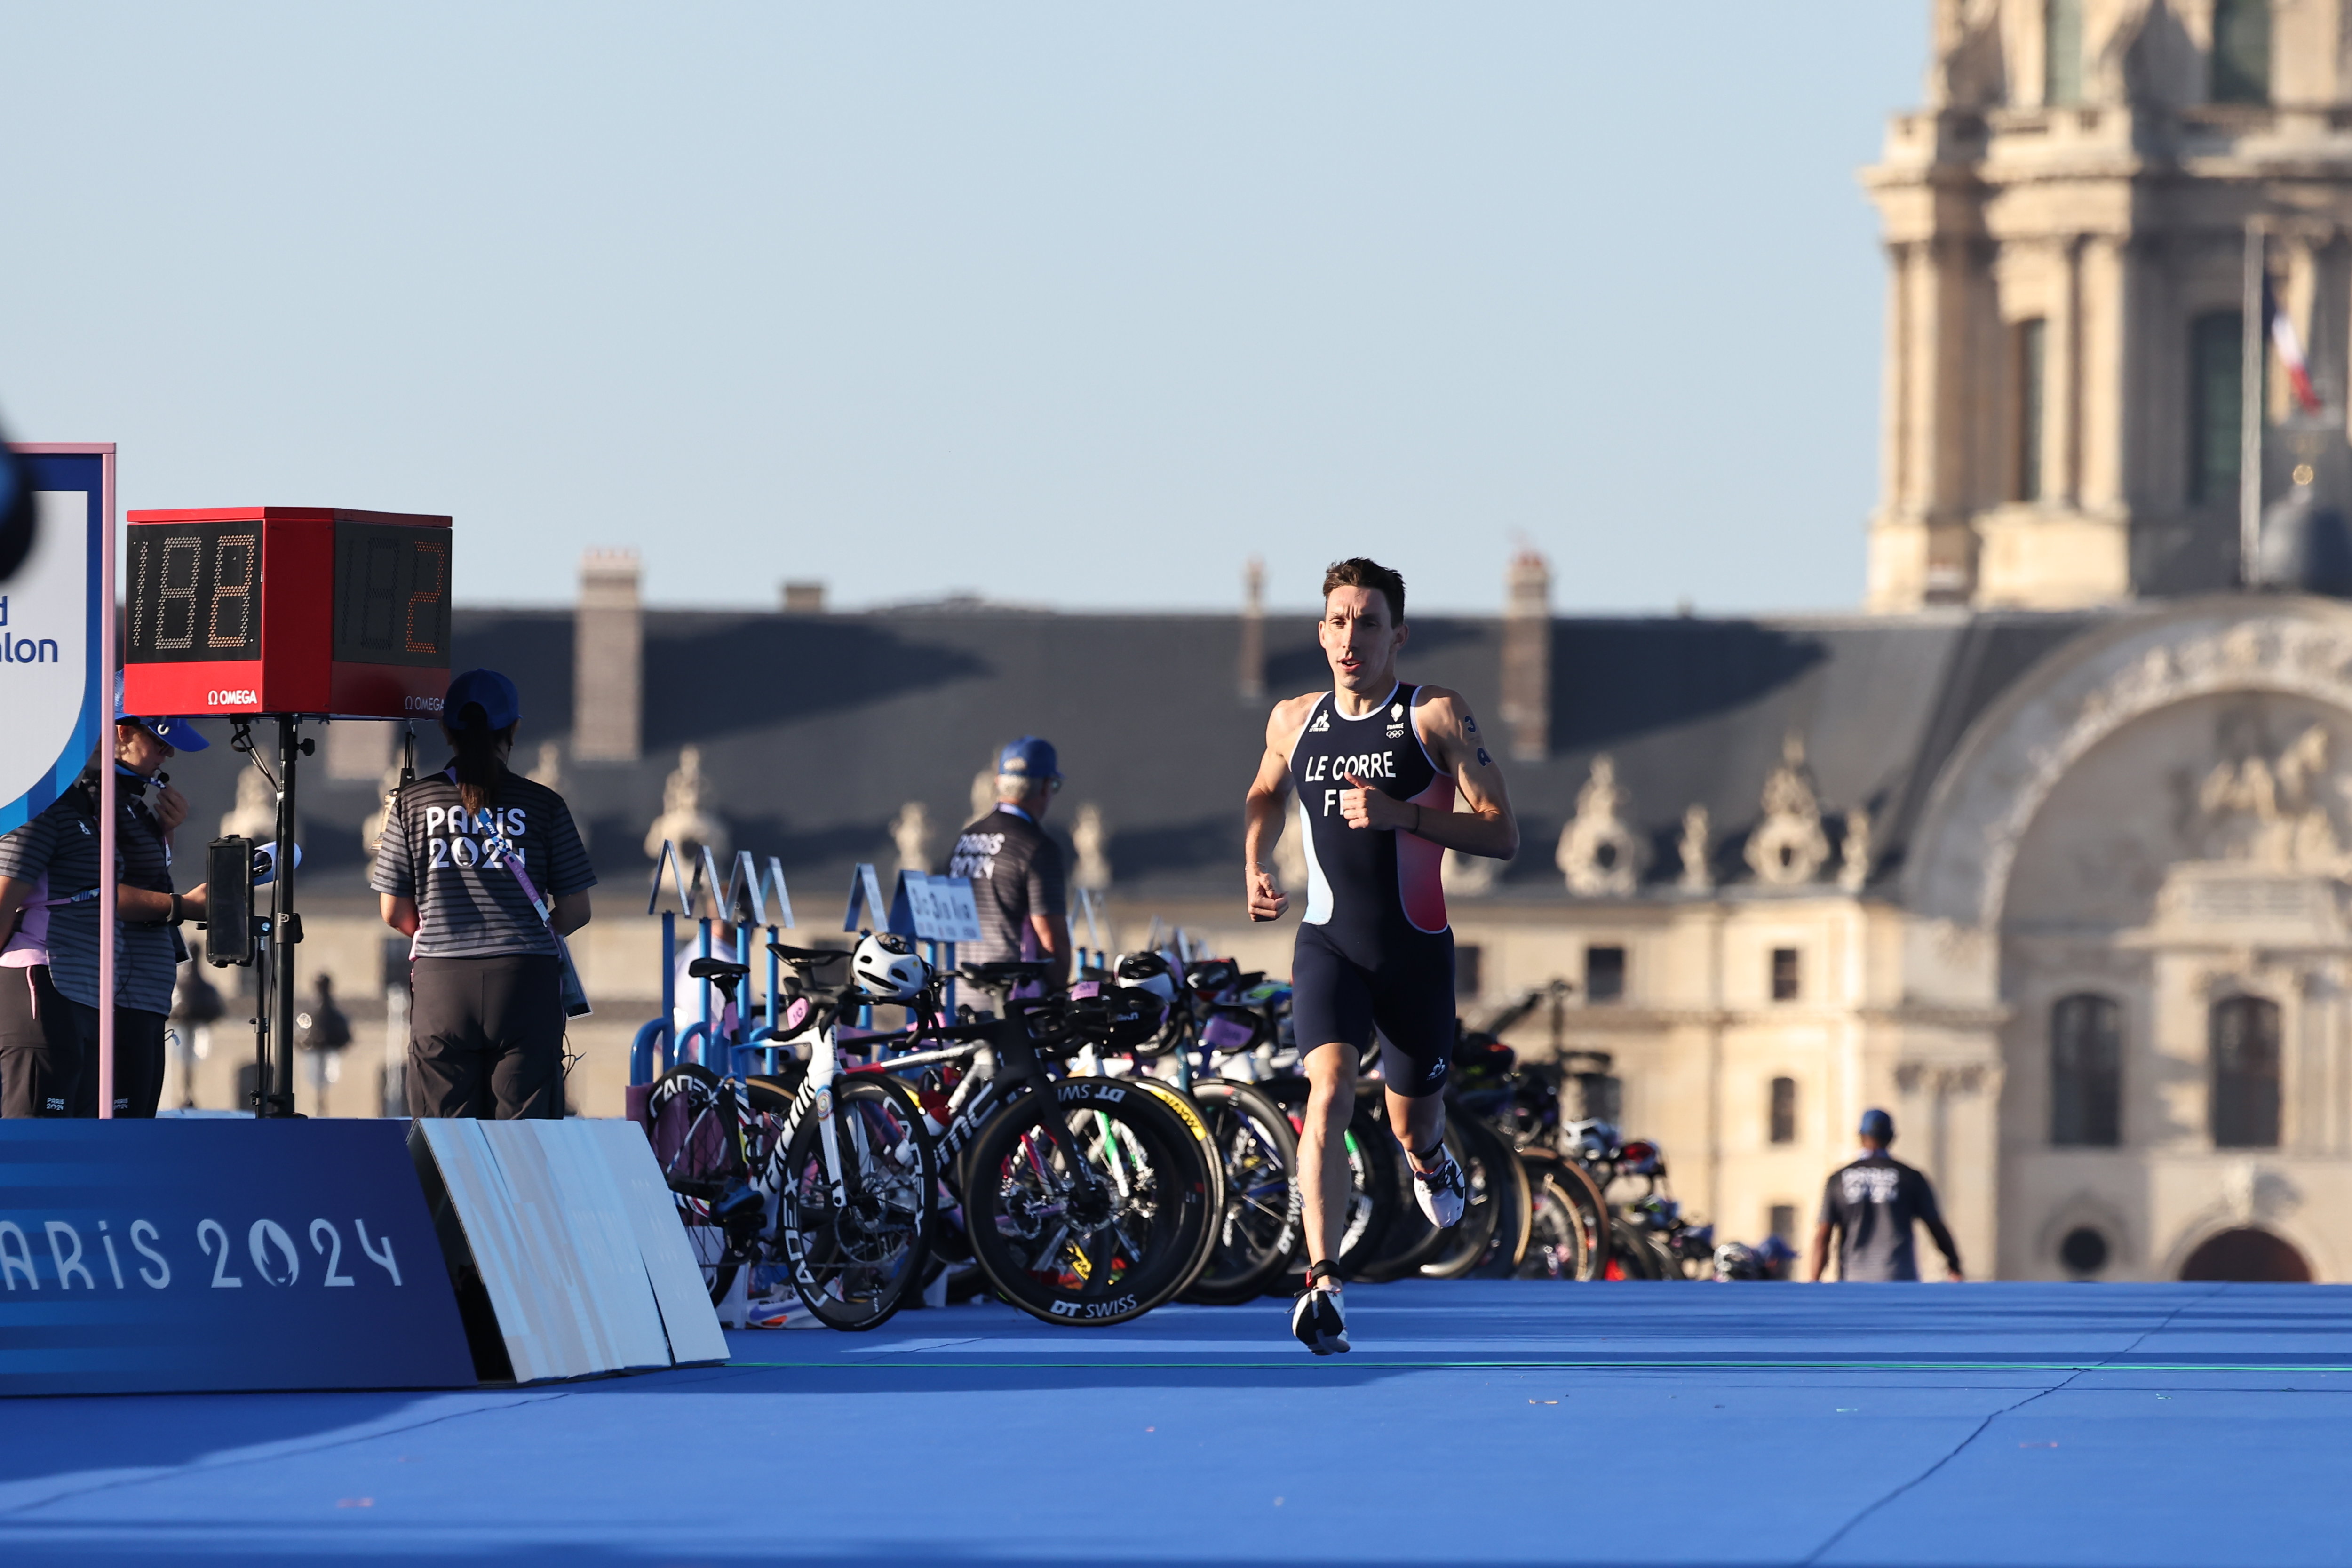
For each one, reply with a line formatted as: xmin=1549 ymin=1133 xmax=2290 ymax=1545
xmin=574 ymin=549 xmax=642 ymax=763
xmin=1498 ymin=551 xmax=1550 ymax=763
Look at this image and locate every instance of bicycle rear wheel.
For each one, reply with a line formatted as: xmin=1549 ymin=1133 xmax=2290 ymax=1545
xmin=1514 ymin=1161 xmax=1595 ymax=1281
xmin=1123 ymin=1079 xmax=1225 ymax=1297
xmin=775 ymin=1075 xmax=937 ymax=1330
xmin=964 ymin=1077 xmax=1216 ymax=1326
xmin=1179 ymin=1078 xmax=1301 ymax=1306
xmin=644 ymin=1064 xmax=756 ymax=1304
xmin=1264 ymin=1084 xmax=1398 ymax=1292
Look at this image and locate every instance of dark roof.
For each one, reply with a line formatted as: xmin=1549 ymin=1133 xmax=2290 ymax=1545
xmin=176 ymin=604 xmax=2114 ymax=914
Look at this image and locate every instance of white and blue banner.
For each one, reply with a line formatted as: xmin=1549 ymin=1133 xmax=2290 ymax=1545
xmin=0 ymin=1119 xmax=476 ymax=1395
xmin=0 ymin=449 xmax=104 ymax=836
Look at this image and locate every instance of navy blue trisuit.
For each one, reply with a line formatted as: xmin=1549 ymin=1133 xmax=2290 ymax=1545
xmin=1286 ymin=682 xmax=1457 ymax=1097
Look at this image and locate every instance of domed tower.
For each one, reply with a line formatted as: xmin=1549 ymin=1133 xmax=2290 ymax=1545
xmin=1864 ymin=0 xmax=2352 ymax=611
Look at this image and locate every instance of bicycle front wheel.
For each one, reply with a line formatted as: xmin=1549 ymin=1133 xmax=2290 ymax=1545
xmin=964 ymin=1077 xmax=1216 ymax=1327
xmin=775 ymin=1075 xmax=938 ymax=1331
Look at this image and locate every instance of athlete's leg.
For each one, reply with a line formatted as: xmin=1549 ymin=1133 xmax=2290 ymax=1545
xmin=1372 ymin=933 xmax=1464 ymax=1225
xmin=1384 ymin=1084 xmax=1446 ymax=1172
xmin=1287 ymin=926 xmax=1374 ymax=1272
xmin=1299 ymin=1039 xmax=1357 ymax=1268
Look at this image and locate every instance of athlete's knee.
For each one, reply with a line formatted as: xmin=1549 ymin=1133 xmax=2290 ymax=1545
xmin=1303 ymin=1046 xmax=1355 ymax=1125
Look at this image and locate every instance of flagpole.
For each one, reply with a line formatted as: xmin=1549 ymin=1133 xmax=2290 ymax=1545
xmin=2240 ymin=223 xmax=2265 ymax=587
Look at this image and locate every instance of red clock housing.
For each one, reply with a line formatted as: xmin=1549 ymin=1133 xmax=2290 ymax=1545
xmin=122 ymin=507 xmax=453 ymax=719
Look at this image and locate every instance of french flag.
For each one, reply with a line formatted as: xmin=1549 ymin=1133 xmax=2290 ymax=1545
xmin=2265 ymin=273 xmax=2324 ymax=415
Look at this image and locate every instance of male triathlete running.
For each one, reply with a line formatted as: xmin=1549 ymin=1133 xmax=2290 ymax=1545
xmin=1242 ymin=558 xmax=1519 ymax=1353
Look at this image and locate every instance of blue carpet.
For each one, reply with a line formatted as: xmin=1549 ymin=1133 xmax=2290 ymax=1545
xmin=0 ymin=1281 xmax=2345 ymax=1566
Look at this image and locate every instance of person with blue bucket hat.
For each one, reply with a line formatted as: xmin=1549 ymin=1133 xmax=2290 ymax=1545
xmin=0 ymin=678 xmax=214 ymax=1116
xmin=1808 ymin=1107 xmax=1965 ymax=1282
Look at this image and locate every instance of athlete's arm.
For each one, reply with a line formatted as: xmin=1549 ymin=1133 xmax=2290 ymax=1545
xmin=1807 ymin=1218 xmax=1836 ymax=1282
xmin=1335 ymin=687 xmax=1518 ymax=859
xmin=1243 ymin=694 xmax=1316 ymax=921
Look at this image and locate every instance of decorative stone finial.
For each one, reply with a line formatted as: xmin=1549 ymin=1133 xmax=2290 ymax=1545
xmin=1073 ymin=803 xmax=1112 ymax=892
xmin=1556 ymin=754 xmax=1644 ymax=896
xmin=1746 ymin=733 xmax=1829 ymax=885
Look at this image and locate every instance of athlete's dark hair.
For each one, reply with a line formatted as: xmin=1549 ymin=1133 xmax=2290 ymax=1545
xmin=1321 ymin=558 xmax=1405 ymax=625
xmin=442 ymin=705 xmax=517 ymax=816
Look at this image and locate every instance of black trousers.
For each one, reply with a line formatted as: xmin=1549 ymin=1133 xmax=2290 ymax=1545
xmin=0 ymin=965 xmax=166 ymax=1118
xmin=408 ymin=953 xmax=565 ymax=1120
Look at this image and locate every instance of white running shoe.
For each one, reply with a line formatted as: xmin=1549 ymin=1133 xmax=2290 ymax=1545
xmin=1290 ymin=1263 xmax=1350 ymax=1355
xmin=1413 ymin=1147 xmax=1468 ymax=1229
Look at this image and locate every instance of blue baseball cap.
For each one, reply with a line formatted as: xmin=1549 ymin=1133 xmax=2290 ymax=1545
xmin=443 ymin=669 xmax=521 ymax=730
xmin=113 ymin=673 xmax=209 ymax=752
xmin=998 ymin=736 xmax=1061 ymax=784
xmin=1859 ymin=1108 xmax=1895 ymax=1141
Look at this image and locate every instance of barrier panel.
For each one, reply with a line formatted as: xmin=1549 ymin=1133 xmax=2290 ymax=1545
xmin=410 ymin=1119 xmax=728 ymax=1382
xmin=0 ymin=1119 xmax=475 ymax=1396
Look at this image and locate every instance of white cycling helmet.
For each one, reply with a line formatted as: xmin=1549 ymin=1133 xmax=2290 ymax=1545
xmin=852 ymin=932 xmax=932 ymax=1002
xmin=1113 ymin=950 xmax=1179 ymax=1011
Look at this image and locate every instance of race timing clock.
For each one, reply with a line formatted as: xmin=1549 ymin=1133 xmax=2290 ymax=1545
xmin=122 ymin=507 xmax=453 ymax=719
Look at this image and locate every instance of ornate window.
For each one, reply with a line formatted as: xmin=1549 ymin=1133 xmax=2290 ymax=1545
xmin=2211 ymin=995 xmax=2281 ymax=1148
xmin=2050 ymin=993 xmax=2122 ymax=1146
xmin=2015 ymin=318 xmax=2048 ymax=501
xmin=1585 ymin=945 xmax=1625 ymax=1004
xmin=2044 ymin=0 xmax=2084 ymax=106
xmin=1768 ymin=1077 xmax=1797 ymax=1145
xmin=2210 ymin=0 xmax=2271 ymax=106
xmin=2188 ymin=312 xmax=2242 ymax=505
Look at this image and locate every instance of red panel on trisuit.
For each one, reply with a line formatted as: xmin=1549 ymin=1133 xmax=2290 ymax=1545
xmin=122 ymin=506 xmax=452 ymax=719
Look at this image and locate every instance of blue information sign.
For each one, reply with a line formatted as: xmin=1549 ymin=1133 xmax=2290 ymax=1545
xmin=0 ymin=449 xmax=105 ymax=836
xmin=0 ymin=1119 xmax=476 ymax=1396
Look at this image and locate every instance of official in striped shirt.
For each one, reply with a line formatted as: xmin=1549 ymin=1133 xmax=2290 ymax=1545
xmin=373 ymin=669 xmax=595 ymax=1119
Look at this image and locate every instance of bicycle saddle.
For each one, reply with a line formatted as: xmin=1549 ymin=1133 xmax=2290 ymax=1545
xmin=767 ymin=942 xmax=849 ymax=967
xmin=686 ymin=957 xmax=750 ymax=982
xmin=961 ymin=961 xmax=1050 ymax=987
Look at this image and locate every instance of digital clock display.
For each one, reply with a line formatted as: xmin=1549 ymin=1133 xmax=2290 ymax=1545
xmin=333 ymin=520 xmax=450 ymax=668
xmin=125 ymin=521 xmax=262 ymax=664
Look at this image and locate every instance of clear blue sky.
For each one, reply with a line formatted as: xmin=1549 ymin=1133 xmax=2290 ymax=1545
xmin=4 ymin=3 xmax=1927 ymax=616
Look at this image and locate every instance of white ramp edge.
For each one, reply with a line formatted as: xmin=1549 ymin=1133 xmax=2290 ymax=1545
xmin=414 ymin=1119 xmax=727 ymax=1382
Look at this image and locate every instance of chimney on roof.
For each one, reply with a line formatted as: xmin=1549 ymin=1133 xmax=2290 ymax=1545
xmin=574 ymin=549 xmax=642 ymax=762
xmin=781 ymin=580 xmax=826 ymax=614
xmin=1498 ymin=550 xmax=1550 ymax=761
xmin=1238 ymin=557 xmax=1266 ymax=701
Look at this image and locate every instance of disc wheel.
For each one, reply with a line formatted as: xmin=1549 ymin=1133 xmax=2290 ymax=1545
xmin=1355 ymin=1118 xmax=1473 ymax=1284
xmin=1179 ymin=1078 xmax=1302 ymax=1305
xmin=1438 ymin=1114 xmax=1532 ymax=1280
xmin=963 ymin=1076 xmax=1216 ymax=1326
xmin=774 ymin=1075 xmax=938 ymax=1330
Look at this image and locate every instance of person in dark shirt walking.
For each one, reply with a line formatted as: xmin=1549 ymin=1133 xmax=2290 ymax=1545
xmin=373 ymin=669 xmax=595 ymax=1119
xmin=946 ymin=737 xmax=1070 ymax=987
xmin=1808 ymin=1108 xmax=1964 ymax=1282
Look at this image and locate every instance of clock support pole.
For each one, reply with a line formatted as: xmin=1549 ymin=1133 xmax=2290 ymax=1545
xmin=255 ymin=715 xmax=310 ymax=1119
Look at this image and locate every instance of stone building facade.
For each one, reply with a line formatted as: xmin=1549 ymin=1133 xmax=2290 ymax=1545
xmin=1864 ymin=0 xmax=2352 ymax=611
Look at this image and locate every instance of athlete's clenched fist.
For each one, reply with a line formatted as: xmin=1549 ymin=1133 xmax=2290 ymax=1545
xmin=1338 ymin=772 xmax=1408 ymax=832
xmin=1247 ymin=863 xmax=1288 ymax=922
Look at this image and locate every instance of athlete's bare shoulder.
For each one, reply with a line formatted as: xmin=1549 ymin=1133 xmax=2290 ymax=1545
xmin=1408 ymin=685 xmax=1491 ymax=769
xmin=1265 ymin=690 xmax=1323 ymax=752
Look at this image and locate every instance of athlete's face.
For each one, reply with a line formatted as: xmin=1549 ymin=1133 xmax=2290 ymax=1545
xmin=1319 ymin=586 xmax=1406 ymax=696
